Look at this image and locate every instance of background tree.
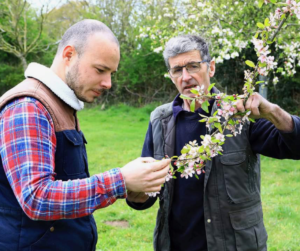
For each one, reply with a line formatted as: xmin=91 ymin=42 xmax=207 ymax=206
xmin=0 ymin=0 xmax=53 ymax=70
xmin=0 ymin=0 xmax=300 ymax=112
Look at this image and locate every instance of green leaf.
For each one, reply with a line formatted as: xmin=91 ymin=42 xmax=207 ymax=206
xmin=258 ymin=0 xmax=264 ymax=8
xmin=256 ymin=81 xmax=265 ymax=85
xmin=214 ymin=122 xmax=223 ymax=134
xmin=207 ymin=83 xmax=215 ymax=92
xmin=257 ymin=22 xmax=265 ymax=29
xmin=190 ymin=89 xmax=199 ymax=94
xmin=249 ymin=118 xmax=256 ymax=123
xmin=199 ymin=114 xmax=208 ymax=118
xmin=254 ymin=32 xmax=259 ymax=39
xmin=180 ymin=94 xmax=193 ymax=100
xmin=264 ymin=18 xmax=270 ymax=27
xmin=245 ymin=60 xmax=256 ymax=68
xmin=280 ymin=13 xmax=286 ymax=20
xmin=226 ymin=134 xmax=233 ymax=137
xmin=190 ymin=99 xmax=196 ymax=112
xmin=258 ymin=62 xmax=267 ymax=68
xmin=181 ymin=148 xmax=189 ymax=154
xmin=199 ymin=119 xmax=207 ymax=123
xmin=177 ymin=166 xmax=185 ymax=172
xmin=270 ymin=0 xmax=277 ymax=3
xmin=198 ymin=146 xmax=204 ymax=153
xmin=195 ymin=174 xmax=199 ymax=180
xmin=217 ymin=151 xmax=223 ymax=155
xmin=276 ymin=67 xmax=283 ymax=73
xmin=201 ymin=100 xmax=210 ymax=113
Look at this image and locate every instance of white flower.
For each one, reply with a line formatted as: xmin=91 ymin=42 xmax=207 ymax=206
xmin=273 ymin=76 xmax=279 ymax=85
xmin=215 ymin=133 xmax=225 ymax=142
xmin=216 ymin=56 xmax=224 ymax=64
xmin=165 ymin=173 xmax=173 ymax=182
xmin=181 ymin=167 xmax=195 ymax=179
xmin=224 ymin=54 xmax=231 ymax=60
xmin=231 ymin=52 xmax=239 ymax=58
xmin=153 ymin=46 xmax=163 ymax=53
xmin=145 ymin=191 xmax=160 ymax=197
xmin=201 ymin=135 xmax=212 ymax=147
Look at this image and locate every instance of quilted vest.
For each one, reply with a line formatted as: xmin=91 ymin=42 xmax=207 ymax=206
xmin=0 ymin=78 xmax=97 ymax=251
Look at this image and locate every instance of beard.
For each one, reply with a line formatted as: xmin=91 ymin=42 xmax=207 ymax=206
xmin=65 ymin=60 xmax=91 ymax=103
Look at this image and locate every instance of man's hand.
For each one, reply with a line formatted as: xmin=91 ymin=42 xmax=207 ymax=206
xmin=120 ymin=157 xmax=171 ymax=193
xmin=236 ymin=92 xmax=294 ymax=131
xmin=127 ymin=191 xmax=149 ymax=203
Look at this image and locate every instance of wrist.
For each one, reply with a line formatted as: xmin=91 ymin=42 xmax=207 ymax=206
xmin=265 ymin=104 xmax=294 ymax=132
xmin=264 ymin=103 xmax=279 ymax=122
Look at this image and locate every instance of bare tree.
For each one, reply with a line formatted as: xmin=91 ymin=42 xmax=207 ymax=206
xmin=0 ymin=0 xmax=48 ymax=70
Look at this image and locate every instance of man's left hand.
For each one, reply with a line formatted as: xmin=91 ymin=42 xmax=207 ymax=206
xmin=235 ymin=92 xmax=294 ymax=132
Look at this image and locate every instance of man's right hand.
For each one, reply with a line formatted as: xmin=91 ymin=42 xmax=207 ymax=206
xmin=120 ymin=157 xmax=170 ymax=193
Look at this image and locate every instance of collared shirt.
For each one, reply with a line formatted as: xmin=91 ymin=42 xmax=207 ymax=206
xmin=0 ymin=63 xmax=126 ymax=220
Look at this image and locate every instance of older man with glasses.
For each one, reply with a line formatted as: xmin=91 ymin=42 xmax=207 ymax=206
xmin=126 ymin=34 xmax=300 ymax=251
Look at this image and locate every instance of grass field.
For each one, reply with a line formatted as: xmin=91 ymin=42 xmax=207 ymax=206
xmin=78 ymin=104 xmax=300 ymax=251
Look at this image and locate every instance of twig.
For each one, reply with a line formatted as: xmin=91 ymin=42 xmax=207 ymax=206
xmin=270 ymin=12 xmax=291 ymax=41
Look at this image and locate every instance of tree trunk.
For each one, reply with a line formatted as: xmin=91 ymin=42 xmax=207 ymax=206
xmin=18 ymin=55 xmax=28 ymax=71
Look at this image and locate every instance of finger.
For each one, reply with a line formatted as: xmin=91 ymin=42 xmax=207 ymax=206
xmin=250 ymin=94 xmax=261 ymax=117
xmin=148 ymin=159 xmax=171 ymax=172
xmin=138 ymin=157 xmax=156 ymax=163
xmin=148 ymin=176 xmax=167 ymax=187
xmin=149 ymin=166 xmax=169 ymax=181
xmin=235 ymin=99 xmax=245 ymax=113
xmin=245 ymin=94 xmax=254 ymax=110
xmin=145 ymin=185 xmax=163 ymax=193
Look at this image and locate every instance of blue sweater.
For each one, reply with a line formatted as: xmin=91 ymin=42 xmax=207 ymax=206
xmin=140 ymin=94 xmax=300 ymax=251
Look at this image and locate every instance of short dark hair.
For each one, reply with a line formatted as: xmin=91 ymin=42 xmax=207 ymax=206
xmin=163 ymin=34 xmax=211 ymax=69
xmin=56 ymin=19 xmax=119 ymax=57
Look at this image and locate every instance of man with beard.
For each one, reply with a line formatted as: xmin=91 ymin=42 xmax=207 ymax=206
xmin=0 ymin=19 xmax=170 ymax=251
xmin=126 ymin=34 xmax=300 ymax=251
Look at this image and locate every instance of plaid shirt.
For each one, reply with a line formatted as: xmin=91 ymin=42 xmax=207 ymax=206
xmin=0 ymin=97 xmax=126 ymax=221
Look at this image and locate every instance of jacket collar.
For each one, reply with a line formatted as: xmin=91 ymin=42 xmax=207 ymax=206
xmin=25 ymin=63 xmax=84 ymax=111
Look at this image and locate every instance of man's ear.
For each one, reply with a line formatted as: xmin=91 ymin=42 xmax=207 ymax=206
xmin=209 ymin=59 xmax=216 ymax=78
xmin=62 ymin=45 xmax=77 ymax=65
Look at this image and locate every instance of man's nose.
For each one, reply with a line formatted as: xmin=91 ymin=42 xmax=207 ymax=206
xmin=182 ymin=67 xmax=192 ymax=82
xmin=100 ymin=74 xmax=112 ymax=89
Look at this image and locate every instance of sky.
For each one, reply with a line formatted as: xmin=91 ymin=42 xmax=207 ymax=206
xmin=28 ymin=0 xmax=65 ymax=10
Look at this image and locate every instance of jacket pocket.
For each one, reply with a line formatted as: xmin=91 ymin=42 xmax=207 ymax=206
xmin=30 ymin=221 xmax=58 ymax=251
xmin=229 ymin=203 xmax=268 ymax=251
xmin=62 ymin=130 xmax=85 ymax=176
xmin=221 ymin=152 xmax=258 ymax=203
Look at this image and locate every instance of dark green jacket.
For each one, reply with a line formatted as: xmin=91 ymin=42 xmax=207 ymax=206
xmin=150 ymin=101 xmax=268 ymax=251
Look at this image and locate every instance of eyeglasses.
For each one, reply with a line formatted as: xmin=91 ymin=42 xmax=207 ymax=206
xmin=168 ymin=60 xmax=210 ymax=78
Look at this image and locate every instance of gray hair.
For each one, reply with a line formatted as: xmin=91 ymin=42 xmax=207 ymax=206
xmin=56 ymin=19 xmax=119 ymax=57
xmin=163 ymin=34 xmax=211 ymax=69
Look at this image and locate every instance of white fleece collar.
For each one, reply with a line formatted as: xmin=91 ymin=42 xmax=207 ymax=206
xmin=25 ymin=63 xmax=84 ymax=111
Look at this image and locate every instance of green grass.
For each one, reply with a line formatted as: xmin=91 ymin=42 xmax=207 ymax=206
xmin=78 ymin=104 xmax=300 ymax=251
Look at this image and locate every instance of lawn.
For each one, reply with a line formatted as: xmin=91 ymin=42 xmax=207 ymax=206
xmin=78 ymin=104 xmax=300 ymax=251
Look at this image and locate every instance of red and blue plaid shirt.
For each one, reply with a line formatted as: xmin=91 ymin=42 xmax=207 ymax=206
xmin=0 ymin=97 xmax=126 ymax=221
